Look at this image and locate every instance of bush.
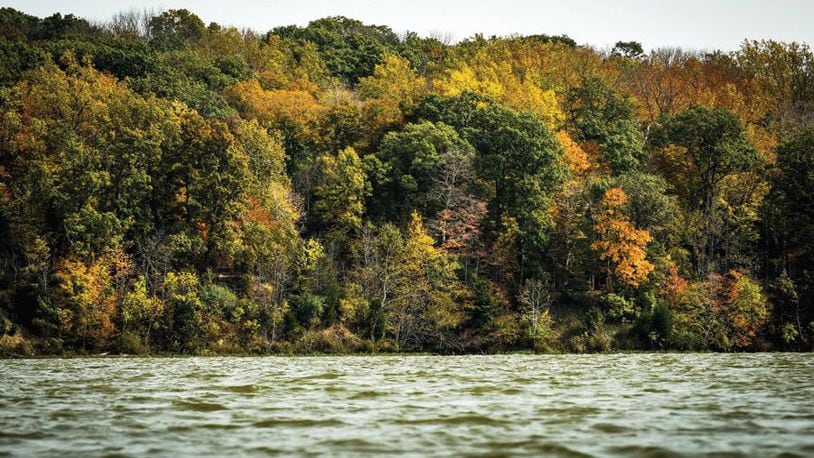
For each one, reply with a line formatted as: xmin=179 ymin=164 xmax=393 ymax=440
xmin=295 ymin=324 xmax=364 ymax=353
xmin=295 ymin=292 xmax=325 ymax=328
xmin=603 ymin=293 xmax=636 ymax=321
xmin=632 ymin=303 xmax=672 ymax=348
xmin=0 ymin=333 xmax=32 ymax=357
xmin=118 ymin=331 xmax=148 ymax=355
xmin=585 ymin=306 xmax=605 ymax=332
xmin=669 ymin=271 xmax=769 ymax=350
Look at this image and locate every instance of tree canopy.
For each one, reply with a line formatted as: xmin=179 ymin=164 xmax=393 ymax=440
xmin=0 ymin=7 xmax=811 ymax=356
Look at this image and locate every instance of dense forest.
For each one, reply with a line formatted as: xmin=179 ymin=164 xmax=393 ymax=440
xmin=0 ymin=7 xmax=812 ymax=356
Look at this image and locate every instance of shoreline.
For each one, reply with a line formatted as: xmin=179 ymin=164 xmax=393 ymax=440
xmin=4 ymin=349 xmax=809 ymax=360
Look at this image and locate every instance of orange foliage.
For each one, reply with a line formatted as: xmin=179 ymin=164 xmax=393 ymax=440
xmin=665 ymin=263 xmax=688 ymax=297
xmin=223 ymin=80 xmax=323 ymax=131
xmin=591 ymin=188 xmax=654 ymax=288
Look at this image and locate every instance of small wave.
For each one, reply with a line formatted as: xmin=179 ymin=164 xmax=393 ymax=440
xmin=252 ymin=418 xmax=345 ymax=428
xmin=482 ymin=440 xmax=591 ymax=457
xmin=323 ymin=385 xmax=346 ymax=393
xmin=221 ymin=384 xmax=258 ymax=394
xmin=246 ymin=446 xmax=284 ymax=454
xmin=0 ymin=430 xmax=48 ymax=440
xmin=591 ymin=422 xmax=632 ymax=434
xmin=296 ymin=372 xmax=342 ymax=381
xmin=394 ymin=414 xmax=510 ymax=426
xmin=539 ymin=406 xmax=601 ymax=416
xmin=318 ymin=438 xmax=379 ymax=449
xmin=642 ymin=387 xmax=671 ymax=393
xmin=200 ymin=423 xmax=241 ymax=430
xmin=349 ymin=390 xmax=384 ymax=400
xmin=607 ymin=445 xmax=685 ymax=458
xmin=500 ymin=387 xmax=525 ymax=395
xmin=172 ymin=400 xmax=227 ymax=412
xmin=49 ymin=408 xmax=80 ymax=420
xmin=87 ymin=384 xmax=120 ymax=394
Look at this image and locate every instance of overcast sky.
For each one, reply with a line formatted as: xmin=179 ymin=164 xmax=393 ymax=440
xmin=3 ymin=0 xmax=813 ymax=51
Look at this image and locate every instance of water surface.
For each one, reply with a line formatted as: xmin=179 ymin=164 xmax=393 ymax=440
xmin=1 ymin=354 xmax=813 ymax=456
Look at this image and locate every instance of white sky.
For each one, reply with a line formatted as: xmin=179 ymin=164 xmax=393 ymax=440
xmin=2 ymin=0 xmax=813 ymax=51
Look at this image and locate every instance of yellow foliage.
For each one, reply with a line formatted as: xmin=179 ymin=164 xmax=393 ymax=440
xmin=435 ymin=62 xmax=504 ymax=99
xmin=358 ymin=54 xmax=426 ymax=109
xmin=747 ymin=124 xmax=778 ymax=164
xmin=53 ymin=257 xmax=118 ymax=348
xmin=556 ymin=131 xmax=591 ymax=175
xmin=434 ymin=53 xmax=565 ymax=129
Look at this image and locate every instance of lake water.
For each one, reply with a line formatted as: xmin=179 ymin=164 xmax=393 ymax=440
xmin=1 ymin=354 xmax=813 ymax=457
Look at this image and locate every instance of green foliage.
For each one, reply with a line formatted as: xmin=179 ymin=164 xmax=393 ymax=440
xmin=565 ymin=77 xmax=644 ymax=173
xmin=469 ymin=275 xmax=502 ymax=329
xmin=120 ymin=276 xmax=163 ymax=347
xmin=519 ymin=278 xmax=554 ymax=347
xmin=164 ymin=271 xmax=204 ymax=351
xmin=149 ymin=9 xmax=206 ymax=50
xmin=632 ymin=302 xmax=672 ymax=349
xmin=313 ymin=147 xmax=370 ymax=241
xmin=765 ymin=129 xmax=814 ymax=346
xmin=603 ymin=293 xmax=636 ymax=321
xmin=416 ymin=94 xmax=566 ymax=283
xmin=43 ymin=39 xmax=155 ymax=80
xmin=611 ymin=41 xmax=644 ymax=59
xmin=130 ymin=51 xmax=238 ymax=117
xmin=373 ymin=121 xmax=475 ymax=219
xmin=0 ymin=41 xmax=45 ymax=85
xmin=653 ymin=105 xmax=760 ymax=276
xmin=295 ymin=292 xmax=325 ymax=329
xmin=271 ymin=16 xmax=401 ymax=85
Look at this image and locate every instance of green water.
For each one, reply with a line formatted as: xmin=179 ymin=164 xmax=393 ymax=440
xmin=1 ymin=354 xmax=813 ymax=457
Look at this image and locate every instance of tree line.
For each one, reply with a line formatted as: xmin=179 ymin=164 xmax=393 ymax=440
xmin=0 ymin=7 xmax=812 ymax=355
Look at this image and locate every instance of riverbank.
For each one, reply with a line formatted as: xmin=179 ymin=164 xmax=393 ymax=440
xmin=1 ymin=331 xmax=791 ymax=359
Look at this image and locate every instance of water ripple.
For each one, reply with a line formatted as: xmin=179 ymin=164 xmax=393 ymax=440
xmin=0 ymin=354 xmax=812 ymax=456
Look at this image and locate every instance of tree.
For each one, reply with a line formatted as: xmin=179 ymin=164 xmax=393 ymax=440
xmin=148 ymin=9 xmax=206 ymax=50
xmin=737 ymin=40 xmax=814 ymax=126
xmin=159 ymin=110 xmax=251 ymax=267
xmin=357 ymin=54 xmax=426 ymax=115
xmin=591 ymin=188 xmax=654 ymax=288
xmin=163 ymin=271 xmax=204 ymax=351
xmin=271 ymin=16 xmax=401 ymax=85
xmin=351 ymin=223 xmax=403 ymax=342
xmin=470 ymin=103 xmax=566 ymax=282
xmin=669 ymin=271 xmax=768 ymax=350
xmin=653 ymin=106 xmax=759 ymax=276
xmin=519 ymin=277 xmax=553 ymax=343
xmin=726 ymin=271 xmax=769 ymax=348
xmin=52 ymin=256 xmax=119 ymax=350
xmin=613 ymin=172 xmax=682 ymax=255
xmin=565 ymin=77 xmax=644 ymax=173
xmin=417 ymin=95 xmax=566 ymax=283
xmin=764 ymin=129 xmax=814 ymax=345
xmin=0 ymin=58 xmax=179 ymax=332
xmin=387 ymin=212 xmax=467 ymax=351
xmin=433 ymin=52 xmax=565 ymax=129
xmin=120 ymin=276 xmax=164 ymax=349
xmin=129 ymin=51 xmax=238 ymax=118
xmin=612 ymin=41 xmax=644 ymax=59
xmin=313 ymin=147 xmax=370 ymax=243
xmin=373 ymin=121 xmax=478 ymax=222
